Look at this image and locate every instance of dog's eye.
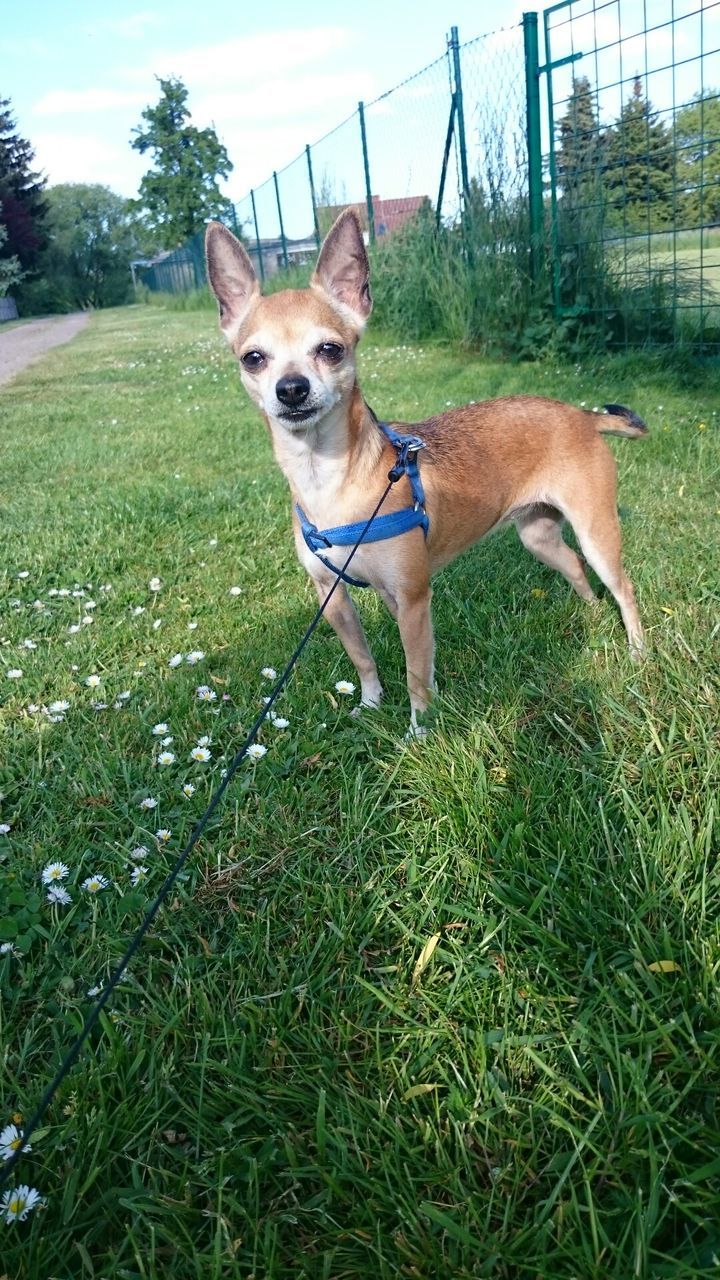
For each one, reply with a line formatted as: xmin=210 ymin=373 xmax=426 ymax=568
xmin=317 ymin=342 xmax=344 ymax=362
xmin=241 ymin=350 xmax=265 ymax=371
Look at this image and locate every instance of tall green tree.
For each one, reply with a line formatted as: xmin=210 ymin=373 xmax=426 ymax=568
xmin=675 ymin=90 xmax=720 ymax=226
xmin=604 ymin=77 xmax=674 ymax=229
xmin=0 ymin=210 xmax=24 ymax=297
xmin=18 ymin=184 xmax=140 ymax=313
xmin=556 ymin=77 xmax=604 ymax=203
xmin=131 ymin=77 xmax=233 ymax=248
xmin=0 ymin=95 xmax=48 ymax=273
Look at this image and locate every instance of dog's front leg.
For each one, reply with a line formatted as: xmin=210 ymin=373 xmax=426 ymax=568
xmin=306 ymin=570 xmax=383 ymax=707
xmin=396 ymin=587 xmax=435 ymax=734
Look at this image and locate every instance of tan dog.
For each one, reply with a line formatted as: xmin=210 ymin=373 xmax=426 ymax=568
xmin=206 ymin=211 xmax=646 ymax=732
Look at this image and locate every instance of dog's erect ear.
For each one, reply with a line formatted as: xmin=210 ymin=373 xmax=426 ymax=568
xmin=311 ymin=210 xmax=372 ymax=325
xmin=205 ymin=222 xmax=260 ymax=336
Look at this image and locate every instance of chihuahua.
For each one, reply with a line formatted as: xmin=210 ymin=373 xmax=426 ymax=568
xmin=205 ymin=211 xmax=646 ymax=733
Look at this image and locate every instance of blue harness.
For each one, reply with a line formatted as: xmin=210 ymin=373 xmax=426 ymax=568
xmin=296 ymin=420 xmax=428 ymax=588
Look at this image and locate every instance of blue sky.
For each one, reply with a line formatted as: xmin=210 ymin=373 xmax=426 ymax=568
xmin=2 ymin=0 xmax=526 ymax=203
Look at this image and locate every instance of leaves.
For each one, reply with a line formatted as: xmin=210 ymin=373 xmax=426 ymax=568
xmin=412 ymin=932 xmax=441 ymax=986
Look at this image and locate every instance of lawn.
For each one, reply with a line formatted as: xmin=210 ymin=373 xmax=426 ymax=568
xmin=0 ymin=305 xmax=718 ymax=1278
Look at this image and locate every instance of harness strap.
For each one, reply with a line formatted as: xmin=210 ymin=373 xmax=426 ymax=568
xmin=296 ymin=420 xmax=427 ymax=588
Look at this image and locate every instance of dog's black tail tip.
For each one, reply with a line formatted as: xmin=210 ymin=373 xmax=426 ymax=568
xmin=599 ymin=403 xmax=649 ymax=438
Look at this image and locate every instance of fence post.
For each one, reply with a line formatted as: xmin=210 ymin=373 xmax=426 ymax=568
xmin=306 ymin=145 xmax=321 ymax=250
xmin=449 ymin=27 xmax=470 ymax=203
xmin=523 ymin=12 xmax=544 ymax=283
xmin=250 ymin=189 xmax=265 ymax=285
xmin=273 ymin=171 xmax=289 ymax=270
xmin=358 ymin=102 xmax=375 ymax=244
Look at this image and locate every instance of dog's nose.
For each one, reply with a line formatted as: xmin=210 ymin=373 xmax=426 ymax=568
xmin=276 ymin=374 xmax=310 ymax=407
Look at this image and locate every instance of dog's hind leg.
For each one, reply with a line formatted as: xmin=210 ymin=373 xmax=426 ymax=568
xmin=515 ymin=506 xmax=597 ymax=603
xmin=395 ymin=587 xmax=435 ymax=735
xmin=569 ymin=506 xmax=644 ymax=657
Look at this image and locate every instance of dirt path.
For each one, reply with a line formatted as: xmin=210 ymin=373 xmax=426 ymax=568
xmin=0 ymin=313 xmax=90 ymax=388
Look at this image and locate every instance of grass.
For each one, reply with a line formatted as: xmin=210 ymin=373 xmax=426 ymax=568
xmin=0 ymin=305 xmax=718 ymax=1278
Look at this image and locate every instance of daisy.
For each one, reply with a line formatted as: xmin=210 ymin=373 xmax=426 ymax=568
xmin=0 ymin=823 xmax=11 ymax=835
xmin=246 ymin=743 xmax=268 ymax=761
xmin=0 ymin=1124 xmax=30 ymax=1160
xmin=161 ymin=735 xmax=173 ymax=747
xmin=57 ymin=588 xmax=70 ymax=598
xmin=156 ymin=828 xmax=172 ymax=844
xmin=41 ymin=861 xmax=70 ymax=884
xmin=196 ymin=685 xmax=217 ymax=703
xmin=91 ymin=702 xmax=108 ymax=711
xmin=132 ymin=606 xmax=146 ymax=616
xmin=196 ymin=735 xmax=211 ymax=747
xmin=186 ymin=650 xmax=205 ymax=665
xmin=16 ymin=570 xmax=29 ymax=579
xmin=117 ymin=690 xmax=131 ymax=702
xmin=47 ymin=885 xmax=72 ymax=906
xmin=168 ymin=653 xmax=183 ymax=668
xmin=67 ymin=624 xmax=80 ymax=635
xmin=87 ymin=985 xmax=102 ymax=997
xmin=149 ymin=577 xmax=162 ymax=592
xmin=229 ymin=586 xmax=242 ymax=596
xmin=335 ymin=680 xmax=355 ymax=696
xmin=1 ymin=1184 xmax=43 ymax=1224
xmin=85 ymin=674 xmax=101 ymax=688
xmin=152 ymin=723 xmax=170 ymax=736
xmin=19 ymin=639 xmax=37 ymax=650
xmin=139 ymin=797 xmax=158 ymax=811
xmin=153 ymin=619 xmax=162 ymax=630
xmin=82 ymin=616 xmax=94 ymax=626
xmin=182 ymin=783 xmax=196 ymax=798
xmin=82 ymin=874 xmax=109 ymax=893
xmin=0 ymin=942 xmax=19 ymax=956
xmin=261 ymin=667 xmax=277 ymax=680
xmin=130 ymin=844 xmax=149 ymax=860
xmin=130 ymin=865 xmax=149 ymax=887
xmin=84 ymin=600 xmax=97 ymax=610
xmin=272 ymin=717 xmax=290 ymax=730
xmin=6 ymin=669 xmax=22 ymax=680
xmin=188 ymin=621 xmax=198 ymax=631
xmin=157 ymin=751 xmax=175 ymax=766
xmin=189 ymin=746 xmax=211 ymax=763
xmin=48 ymin=700 xmax=70 ymax=713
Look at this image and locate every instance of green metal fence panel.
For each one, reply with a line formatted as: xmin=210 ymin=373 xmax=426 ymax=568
xmin=542 ymin=0 xmax=720 ymax=349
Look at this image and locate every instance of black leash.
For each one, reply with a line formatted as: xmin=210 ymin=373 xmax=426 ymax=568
xmin=0 ymin=477 xmax=396 ymax=1189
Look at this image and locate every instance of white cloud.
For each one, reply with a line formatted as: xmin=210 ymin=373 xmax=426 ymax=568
xmin=32 ymin=130 xmax=145 ymax=193
xmin=128 ymin=27 xmax=356 ymax=88
xmin=34 ymin=88 xmax=147 ymax=117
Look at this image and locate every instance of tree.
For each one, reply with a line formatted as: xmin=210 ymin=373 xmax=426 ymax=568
xmin=0 ymin=96 xmax=48 ymax=272
xmin=675 ymin=90 xmax=720 ymax=226
xmin=0 ymin=210 xmax=23 ymax=297
xmin=131 ymin=77 xmax=233 ymax=248
xmin=556 ymin=78 xmax=605 ymax=204
xmin=604 ymin=77 xmax=674 ymax=229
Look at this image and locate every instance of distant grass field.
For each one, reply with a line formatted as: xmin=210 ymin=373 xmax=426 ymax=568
xmin=0 ymin=306 xmax=718 ymax=1278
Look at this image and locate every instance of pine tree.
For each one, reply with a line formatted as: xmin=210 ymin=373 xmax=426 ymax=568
xmin=556 ymin=77 xmax=604 ymax=204
xmin=675 ymin=90 xmax=720 ymax=226
xmin=0 ymin=96 xmax=48 ymax=271
xmin=604 ymin=77 xmax=674 ymax=229
xmin=131 ymin=77 xmax=233 ymax=248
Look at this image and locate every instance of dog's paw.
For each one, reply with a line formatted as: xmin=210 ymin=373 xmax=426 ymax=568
xmin=404 ymin=722 xmax=429 ymax=742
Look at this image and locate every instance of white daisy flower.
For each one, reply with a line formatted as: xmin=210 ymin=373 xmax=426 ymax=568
xmin=47 ymin=714 xmax=65 ymax=723
xmin=156 ymin=828 xmax=172 ymax=844
xmin=85 ymin=674 xmax=101 ymax=688
xmin=157 ymin=751 xmax=175 ymax=766
xmin=272 ymin=717 xmax=290 ymax=730
xmin=48 ymin=700 xmax=70 ymax=713
xmin=0 ymin=1124 xmax=31 ymax=1161
xmin=82 ymin=874 xmax=109 ymax=893
xmin=188 ymin=621 xmax=198 ymax=631
xmin=189 ymin=746 xmax=211 ymax=763
xmin=82 ymin=616 xmax=94 ymax=626
xmin=209 ymin=537 xmax=218 ymax=547
xmin=335 ymin=680 xmax=355 ymax=696
xmin=161 ymin=735 xmax=173 ymax=747
xmin=68 ymin=624 xmax=80 ymax=635
xmin=47 ymin=884 xmax=72 ymax=906
xmin=246 ymin=743 xmax=268 ymax=761
xmin=57 ymin=588 xmax=70 ymax=598
xmin=152 ymin=723 xmax=169 ymax=736
xmin=195 ymin=685 xmax=217 ymax=703
xmin=84 ymin=600 xmax=97 ymax=610
xmin=153 ymin=619 xmax=162 ymax=630
xmin=17 ymin=570 xmax=30 ymax=579
xmin=130 ymin=865 xmax=149 ymax=887
xmin=72 ymin=589 xmax=85 ymax=598
xmin=182 ymin=783 xmax=196 ymax=798
xmin=41 ymin=861 xmax=70 ymax=884
xmin=0 ymin=823 xmax=11 ymax=835
xmin=140 ymin=797 xmax=158 ymax=811
xmin=6 ymin=669 xmax=23 ymax=680
xmin=87 ymin=985 xmax=102 ymax=997
xmin=130 ymin=844 xmax=149 ymax=860
xmin=149 ymin=577 xmax=162 ymax=592
xmin=0 ymin=942 xmax=20 ymax=956
xmin=229 ymin=586 xmax=242 ymax=596
xmin=168 ymin=653 xmax=183 ymax=668
xmin=19 ymin=639 xmax=37 ymax=650
xmin=261 ymin=667 xmax=277 ymax=680
xmin=1 ymin=1184 xmax=43 ymax=1223
xmin=118 ymin=690 xmax=131 ymax=702
xmin=196 ymin=735 xmax=211 ymax=747
xmin=91 ymin=702 xmax=108 ymax=711
xmin=186 ymin=650 xmax=205 ymax=665
xmin=132 ymin=606 xmax=146 ymax=617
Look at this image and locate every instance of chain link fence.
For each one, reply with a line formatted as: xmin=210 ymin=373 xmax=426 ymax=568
xmin=140 ymin=6 xmax=720 ymax=352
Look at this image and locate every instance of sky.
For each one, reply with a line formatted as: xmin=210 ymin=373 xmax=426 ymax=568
xmin=2 ymin=0 xmax=526 ymax=204
xmin=2 ymin=0 xmax=717 ymax=242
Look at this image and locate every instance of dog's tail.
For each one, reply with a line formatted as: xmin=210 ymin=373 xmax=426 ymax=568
xmin=595 ymin=403 xmax=649 ymax=439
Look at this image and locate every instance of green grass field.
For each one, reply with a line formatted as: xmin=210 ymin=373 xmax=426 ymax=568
xmin=0 ymin=307 xmax=718 ymax=1278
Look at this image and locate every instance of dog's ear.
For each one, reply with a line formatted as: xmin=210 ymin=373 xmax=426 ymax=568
xmin=312 ymin=210 xmax=372 ymax=325
xmin=205 ymin=222 xmax=260 ymax=336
